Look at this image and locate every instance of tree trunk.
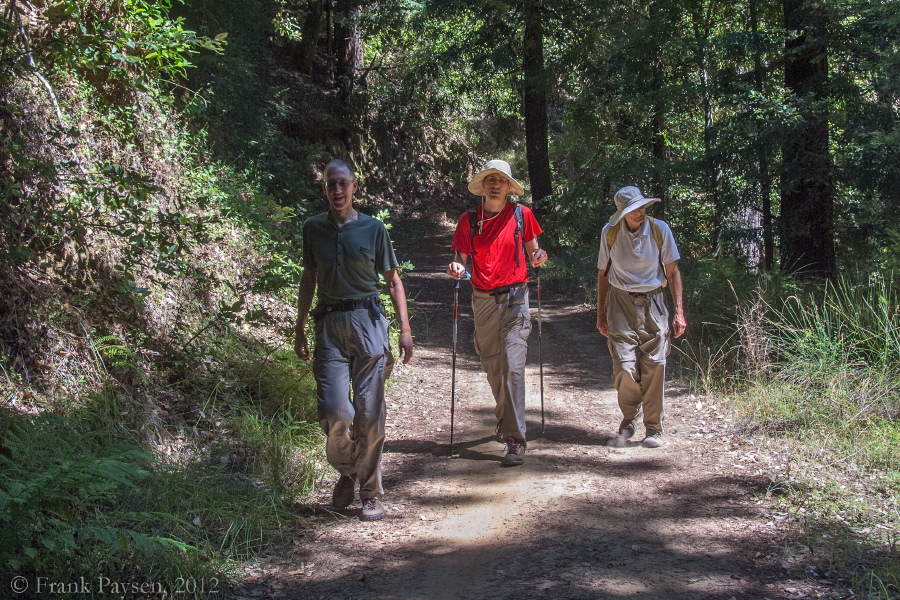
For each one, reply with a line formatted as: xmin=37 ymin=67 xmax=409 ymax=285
xmin=522 ymin=0 xmax=552 ymax=218
xmin=751 ymin=0 xmax=774 ymax=271
xmin=299 ymin=0 xmax=324 ymax=77
xmin=335 ymin=0 xmax=364 ymax=96
xmin=649 ymin=1 xmax=667 ymax=217
xmin=780 ymin=0 xmax=835 ymax=277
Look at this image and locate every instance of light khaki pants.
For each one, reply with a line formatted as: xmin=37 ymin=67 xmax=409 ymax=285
xmin=313 ymin=304 xmax=394 ymax=500
xmin=472 ymin=285 xmax=531 ymax=445
xmin=606 ymin=286 xmax=669 ymax=433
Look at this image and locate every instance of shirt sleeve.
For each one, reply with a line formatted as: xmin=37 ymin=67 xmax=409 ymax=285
xmin=376 ymin=221 xmax=400 ymax=274
xmin=451 ymin=211 xmax=473 ymax=255
xmin=301 ymin=218 xmax=316 ymax=270
xmin=597 ymin=225 xmax=610 ymax=270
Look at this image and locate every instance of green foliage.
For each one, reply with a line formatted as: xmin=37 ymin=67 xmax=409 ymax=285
xmin=768 ymin=274 xmax=900 ymax=380
xmin=43 ymin=0 xmax=225 ymax=82
xmin=710 ymin=273 xmax=900 ymax=598
xmin=0 ymin=409 xmax=205 ymax=588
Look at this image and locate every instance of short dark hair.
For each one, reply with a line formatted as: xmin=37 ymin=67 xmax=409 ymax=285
xmin=323 ymin=159 xmax=356 ymax=181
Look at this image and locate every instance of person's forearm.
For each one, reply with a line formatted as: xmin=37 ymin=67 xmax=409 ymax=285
xmin=295 ymin=269 xmax=317 ymax=330
xmin=596 ymin=270 xmax=610 ymax=315
xmin=664 ymin=261 xmax=687 ymax=337
xmin=388 ymin=277 xmax=411 ymax=334
xmin=666 ymin=264 xmax=684 ymax=315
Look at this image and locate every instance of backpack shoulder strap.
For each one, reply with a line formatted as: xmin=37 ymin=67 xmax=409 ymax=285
xmin=512 ymin=203 xmax=524 ymax=268
xmin=648 ymin=216 xmax=664 ymax=250
xmin=607 ymin=221 xmax=621 ymax=248
xmin=647 ymin=217 xmax=668 ymax=288
xmin=604 ymin=222 xmax=620 ymax=274
xmin=468 ymin=207 xmax=479 ymax=255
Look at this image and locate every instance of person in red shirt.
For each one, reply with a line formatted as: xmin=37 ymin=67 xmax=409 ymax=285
xmin=447 ymin=159 xmax=548 ymax=466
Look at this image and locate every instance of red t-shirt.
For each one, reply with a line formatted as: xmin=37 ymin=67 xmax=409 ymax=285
xmin=451 ymin=202 xmax=543 ymax=290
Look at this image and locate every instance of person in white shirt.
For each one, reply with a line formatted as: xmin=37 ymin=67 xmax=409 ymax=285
xmin=596 ymin=186 xmax=687 ymax=448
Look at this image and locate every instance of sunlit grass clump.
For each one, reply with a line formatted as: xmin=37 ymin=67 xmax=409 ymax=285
xmin=725 ymin=274 xmax=900 ymax=599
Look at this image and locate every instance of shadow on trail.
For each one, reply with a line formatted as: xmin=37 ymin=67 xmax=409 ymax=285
xmin=272 ymin=470 xmax=771 ymax=600
xmin=249 ymin=216 xmax=804 ymax=600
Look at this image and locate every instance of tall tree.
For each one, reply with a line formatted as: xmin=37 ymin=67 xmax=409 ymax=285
xmin=780 ymin=0 xmax=835 ymax=277
xmin=335 ymin=0 xmax=365 ymax=96
xmin=648 ymin=0 xmax=668 ymax=215
xmin=523 ymin=0 xmax=553 ymax=216
xmin=299 ymin=0 xmax=324 ymax=77
xmin=751 ymin=0 xmax=775 ymax=271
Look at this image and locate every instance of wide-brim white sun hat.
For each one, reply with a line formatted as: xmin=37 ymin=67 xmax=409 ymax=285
xmin=468 ymin=159 xmax=525 ymax=196
xmin=609 ymin=186 xmax=660 ymax=226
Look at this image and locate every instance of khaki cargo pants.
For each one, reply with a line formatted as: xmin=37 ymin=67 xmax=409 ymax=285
xmin=606 ymin=286 xmax=670 ymax=433
xmin=472 ymin=284 xmax=531 ymax=445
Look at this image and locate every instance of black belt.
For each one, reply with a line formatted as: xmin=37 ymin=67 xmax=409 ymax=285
xmin=621 ymin=287 xmax=662 ymax=298
xmin=474 ymin=282 xmax=527 ymax=295
xmin=319 ymin=295 xmax=379 ymax=312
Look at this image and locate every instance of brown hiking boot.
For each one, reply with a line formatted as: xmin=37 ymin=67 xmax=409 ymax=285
xmin=618 ymin=418 xmax=636 ymax=439
xmin=332 ymin=475 xmax=355 ymax=509
xmin=501 ymin=437 xmax=525 ymax=467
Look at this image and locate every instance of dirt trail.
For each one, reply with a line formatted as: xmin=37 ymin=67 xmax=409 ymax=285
xmin=234 ymin=215 xmax=840 ymax=600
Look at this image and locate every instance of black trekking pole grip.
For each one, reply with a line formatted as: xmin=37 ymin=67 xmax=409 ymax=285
xmin=536 ymin=266 xmax=545 ymax=435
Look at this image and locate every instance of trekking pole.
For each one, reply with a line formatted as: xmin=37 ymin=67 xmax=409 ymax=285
xmin=450 ymin=277 xmax=461 ymax=457
xmin=536 ymin=266 xmax=545 ymax=436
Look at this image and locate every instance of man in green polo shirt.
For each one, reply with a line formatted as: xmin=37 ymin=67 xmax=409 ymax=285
xmin=294 ymin=159 xmax=413 ymax=521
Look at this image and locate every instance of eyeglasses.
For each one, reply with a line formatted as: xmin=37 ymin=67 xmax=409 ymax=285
xmin=483 ymin=175 xmax=509 ymax=186
xmin=325 ymin=179 xmax=354 ymax=190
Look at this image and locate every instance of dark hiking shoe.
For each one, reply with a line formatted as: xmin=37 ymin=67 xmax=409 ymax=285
xmin=643 ymin=430 xmax=664 ymax=448
xmin=332 ymin=475 xmax=355 ymax=509
xmin=501 ymin=437 xmax=525 ymax=467
xmin=360 ymin=497 xmax=386 ymax=521
xmin=618 ymin=418 xmax=636 ymax=439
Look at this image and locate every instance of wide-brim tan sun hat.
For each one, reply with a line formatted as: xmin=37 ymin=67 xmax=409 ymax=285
xmin=468 ymin=159 xmax=525 ymax=196
xmin=608 ymin=186 xmax=660 ymax=226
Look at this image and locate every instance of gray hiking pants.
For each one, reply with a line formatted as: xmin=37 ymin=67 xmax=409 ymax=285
xmin=472 ymin=284 xmax=531 ymax=444
xmin=606 ymin=286 xmax=669 ymax=433
xmin=312 ymin=302 xmax=394 ymax=500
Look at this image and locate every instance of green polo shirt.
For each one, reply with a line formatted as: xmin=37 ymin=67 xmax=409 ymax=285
xmin=302 ymin=211 xmax=399 ymax=301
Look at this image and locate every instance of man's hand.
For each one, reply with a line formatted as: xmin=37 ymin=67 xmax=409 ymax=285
xmin=596 ymin=312 xmax=609 ymax=337
xmin=398 ymin=330 xmax=413 ymax=364
xmin=530 ymin=248 xmax=548 ymax=268
xmin=447 ymin=261 xmax=467 ymax=280
xmin=294 ymin=330 xmax=310 ymax=361
xmin=672 ymin=311 xmax=687 ymax=338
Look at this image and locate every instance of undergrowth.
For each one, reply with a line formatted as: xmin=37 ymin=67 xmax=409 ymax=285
xmin=0 ymin=328 xmax=325 ymax=598
xmin=0 ymin=2 xmax=334 ymax=595
xmin=683 ymin=271 xmax=900 ymax=599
